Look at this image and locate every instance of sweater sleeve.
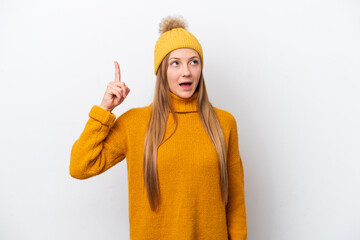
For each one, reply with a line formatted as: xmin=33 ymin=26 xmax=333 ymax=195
xmin=69 ymin=105 xmax=128 ymax=179
xmin=226 ymin=116 xmax=247 ymax=240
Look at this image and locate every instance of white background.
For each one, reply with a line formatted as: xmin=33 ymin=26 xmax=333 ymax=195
xmin=0 ymin=0 xmax=359 ymax=239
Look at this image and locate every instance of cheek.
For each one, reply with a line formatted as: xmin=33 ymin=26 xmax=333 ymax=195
xmin=167 ymin=71 xmax=177 ymax=86
xmin=167 ymin=69 xmax=181 ymax=81
xmin=194 ymin=69 xmax=201 ymax=82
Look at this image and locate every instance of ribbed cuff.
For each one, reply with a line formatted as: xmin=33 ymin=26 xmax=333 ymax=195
xmin=89 ymin=105 xmax=116 ymax=127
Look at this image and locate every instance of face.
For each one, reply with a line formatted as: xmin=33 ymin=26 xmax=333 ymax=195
xmin=167 ymin=48 xmax=201 ymax=99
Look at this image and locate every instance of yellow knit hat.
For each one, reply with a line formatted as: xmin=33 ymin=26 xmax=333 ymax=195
xmin=154 ymin=16 xmax=203 ymax=75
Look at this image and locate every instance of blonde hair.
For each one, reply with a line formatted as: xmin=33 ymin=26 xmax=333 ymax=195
xmin=143 ymin=53 xmax=228 ymax=211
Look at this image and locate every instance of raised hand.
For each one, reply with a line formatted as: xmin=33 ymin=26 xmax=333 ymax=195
xmin=99 ymin=61 xmax=130 ymax=112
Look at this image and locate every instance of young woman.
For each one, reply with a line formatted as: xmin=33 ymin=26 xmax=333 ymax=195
xmin=70 ymin=16 xmax=247 ymax=240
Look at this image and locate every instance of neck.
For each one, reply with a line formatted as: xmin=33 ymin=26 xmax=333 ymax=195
xmin=169 ymin=91 xmax=198 ymax=113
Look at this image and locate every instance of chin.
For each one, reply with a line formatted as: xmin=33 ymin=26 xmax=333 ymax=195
xmin=178 ymin=91 xmax=194 ymax=99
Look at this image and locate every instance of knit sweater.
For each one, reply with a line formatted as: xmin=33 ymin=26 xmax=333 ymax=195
xmin=70 ymin=91 xmax=247 ymax=240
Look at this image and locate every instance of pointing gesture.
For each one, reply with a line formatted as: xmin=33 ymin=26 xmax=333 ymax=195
xmin=115 ymin=60 xmax=121 ymax=82
xmin=99 ymin=61 xmax=130 ymax=112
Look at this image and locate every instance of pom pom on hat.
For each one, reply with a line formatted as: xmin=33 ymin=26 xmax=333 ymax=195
xmin=154 ymin=15 xmax=203 ymax=75
xmin=159 ymin=15 xmax=188 ymax=34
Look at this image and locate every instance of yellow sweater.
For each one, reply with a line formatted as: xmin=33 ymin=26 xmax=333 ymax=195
xmin=70 ymin=91 xmax=247 ymax=240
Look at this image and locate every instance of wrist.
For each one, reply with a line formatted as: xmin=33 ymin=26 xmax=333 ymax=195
xmin=99 ymin=104 xmax=112 ymax=112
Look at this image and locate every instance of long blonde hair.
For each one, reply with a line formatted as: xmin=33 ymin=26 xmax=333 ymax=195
xmin=143 ymin=53 xmax=228 ymax=211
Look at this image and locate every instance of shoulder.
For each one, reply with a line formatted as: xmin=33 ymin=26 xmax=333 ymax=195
xmin=115 ymin=104 xmax=152 ymax=126
xmin=121 ymin=104 xmax=151 ymax=118
xmin=213 ymin=106 xmax=237 ymax=129
xmin=120 ymin=104 xmax=151 ymax=119
xmin=212 ymin=106 xmax=240 ymax=150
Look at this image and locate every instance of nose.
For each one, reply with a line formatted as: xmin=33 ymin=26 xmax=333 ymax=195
xmin=182 ymin=64 xmax=191 ymax=77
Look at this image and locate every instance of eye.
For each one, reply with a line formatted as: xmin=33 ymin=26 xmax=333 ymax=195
xmin=191 ymin=60 xmax=199 ymax=65
xmin=170 ymin=61 xmax=179 ymax=66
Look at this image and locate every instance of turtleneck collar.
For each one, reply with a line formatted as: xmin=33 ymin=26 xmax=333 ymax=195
xmin=169 ymin=91 xmax=198 ymax=113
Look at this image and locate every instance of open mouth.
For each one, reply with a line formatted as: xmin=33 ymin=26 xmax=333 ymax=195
xmin=179 ymin=82 xmax=192 ymax=86
xmin=179 ymin=82 xmax=192 ymax=90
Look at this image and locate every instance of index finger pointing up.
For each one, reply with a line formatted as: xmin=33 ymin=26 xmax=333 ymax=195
xmin=114 ymin=60 xmax=121 ymax=82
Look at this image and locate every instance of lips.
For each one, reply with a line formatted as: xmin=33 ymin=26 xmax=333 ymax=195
xmin=179 ymin=82 xmax=192 ymax=90
xmin=179 ymin=82 xmax=192 ymax=86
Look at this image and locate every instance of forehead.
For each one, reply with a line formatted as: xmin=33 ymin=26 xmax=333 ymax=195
xmin=169 ymin=48 xmax=200 ymax=59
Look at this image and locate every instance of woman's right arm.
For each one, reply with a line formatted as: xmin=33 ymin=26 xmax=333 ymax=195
xmin=69 ymin=60 xmax=130 ymax=179
xmin=69 ymin=105 xmax=128 ymax=179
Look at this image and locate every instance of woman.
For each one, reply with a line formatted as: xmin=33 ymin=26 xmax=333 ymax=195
xmin=70 ymin=16 xmax=247 ymax=240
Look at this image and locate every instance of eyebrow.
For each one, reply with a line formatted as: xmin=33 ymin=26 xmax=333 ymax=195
xmin=169 ymin=56 xmax=199 ymax=60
